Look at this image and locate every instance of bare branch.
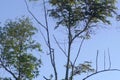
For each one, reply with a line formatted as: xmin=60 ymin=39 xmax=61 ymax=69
xmin=42 ymin=0 xmax=58 ymax=79
xmin=43 ymin=76 xmax=50 ymax=80
xmin=73 ymin=38 xmax=85 ymax=65
xmin=96 ymin=50 xmax=99 ymax=72
xmin=104 ymin=50 xmax=106 ymax=70
xmin=53 ymin=35 xmax=72 ymax=67
xmin=82 ymin=69 xmax=120 ymax=80
xmin=39 ymin=28 xmax=49 ymax=47
xmin=108 ymin=48 xmax=111 ymax=69
xmin=53 ymin=35 xmax=67 ymax=57
xmin=24 ymin=0 xmax=47 ymax=29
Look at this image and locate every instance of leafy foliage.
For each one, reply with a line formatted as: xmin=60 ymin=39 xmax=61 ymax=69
xmin=49 ymin=0 xmax=117 ymax=38
xmin=71 ymin=61 xmax=94 ymax=76
xmin=49 ymin=0 xmax=117 ymax=25
xmin=0 ymin=17 xmax=41 ymax=80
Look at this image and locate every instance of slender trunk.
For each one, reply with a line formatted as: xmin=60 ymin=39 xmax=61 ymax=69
xmin=65 ymin=10 xmax=72 ymax=80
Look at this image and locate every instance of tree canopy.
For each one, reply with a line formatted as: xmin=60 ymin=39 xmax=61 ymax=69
xmin=49 ymin=0 xmax=117 ymax=38
xmin=0 ymin=17 xmax=42 ymax=80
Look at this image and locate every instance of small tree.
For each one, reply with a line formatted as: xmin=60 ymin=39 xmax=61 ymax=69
xmin=0 ymin=17 xmax=42 ymax=80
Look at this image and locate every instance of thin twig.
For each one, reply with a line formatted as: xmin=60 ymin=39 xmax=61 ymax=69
xmin=70 ymin=38 xmax=84 ymax=80
xmin=96 ymin=50 xmax=99 ymax=72
xmin=39 ymin=28 xmax=49 ymax=47
xmin=24 ymin=0 xmax=46 ymax=29
xmin=53 ymin=35 xmax=67 ymax=57
xmin=43 ymin=76 xmax=50 ymax=80
xmin=108 ymin=48 xmax=111 ymax=69
xmin=104 ymin=50 xmax=106 ymax=70
xmin=53 ymin=35 xmax=72 ymax=66
xmin=73 ymin=38 xmax=85 ymax=65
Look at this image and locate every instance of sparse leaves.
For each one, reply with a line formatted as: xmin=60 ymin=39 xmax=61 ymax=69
xmin=71 ymin=61 xmax=94 ymax=76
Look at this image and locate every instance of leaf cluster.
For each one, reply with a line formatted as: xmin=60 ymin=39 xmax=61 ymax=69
xmin=72 ymin=61 xmax=94 ymax=76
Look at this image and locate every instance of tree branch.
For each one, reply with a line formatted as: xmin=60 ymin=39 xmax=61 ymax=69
xmin=24 ymin=0 xmax=58 ymax=79
xmin=53 ymin=35 xmax=67 ymax=57
xmin=39 ymin=28 xmax=49 ymax=47
xmin=0 ymin=58 xmax=17 ymax=80
xmin=96 ymin=50 xmax=99 ymax=72
xmin=42 ymin=0 xmax=58 ymax=79
xmin=108 ymin=48 xmax=111 ymax=69
xmin=82 ymin=69 xmax=120 ymax=80
xmin=104 ymin=50 xmax=106 ymax=70
xmin=24 ymin=0 xmax=47 ymax=29
xmin=73 ymin=38 xmax=85 ymax=65
xmin=43 ymin=76 xmax=50 ymax=80
xmin=53 ymin=35 xmax=73 ymax=66
xmin=71 ymin=17 xmax=92 ymax=42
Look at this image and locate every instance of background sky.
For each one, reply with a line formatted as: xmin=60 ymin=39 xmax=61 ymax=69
xmin=1 ymin=0 xmax=120 ymax=80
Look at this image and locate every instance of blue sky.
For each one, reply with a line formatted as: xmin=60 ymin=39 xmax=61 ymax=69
xmin=1 ymin=0 xmax=120 ymax=80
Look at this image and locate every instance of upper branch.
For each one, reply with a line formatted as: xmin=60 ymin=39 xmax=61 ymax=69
xmin=24 ymin=0 xmax=47 ymax=29
xmin=73 ymin=38 xmax=85 ymax=65
xmin=72 ymin=17 xmax=92 ymax=42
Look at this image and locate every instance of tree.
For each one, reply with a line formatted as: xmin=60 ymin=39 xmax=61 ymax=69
xmin=23 ymin=0 xmax=120 ymax=80
xmin=48 ymin=0 xmax=117 ymax=80
xmin=0 ymin=17 xmax=42 ymax=80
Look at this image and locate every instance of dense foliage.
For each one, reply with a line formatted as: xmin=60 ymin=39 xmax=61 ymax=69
xmin=0 ymin=17 xmax=41 ymax=80
xmin=49 ymin=0 xmax=117 ymax=38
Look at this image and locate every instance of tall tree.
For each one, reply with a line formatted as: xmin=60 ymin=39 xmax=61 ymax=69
xmin=25 ymin=0 xmax=120 ymax=80
xmin=0 ymin=17 xmax=42 ymax=80
xmin=49 ymin=0 xmax=117 ymax=80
